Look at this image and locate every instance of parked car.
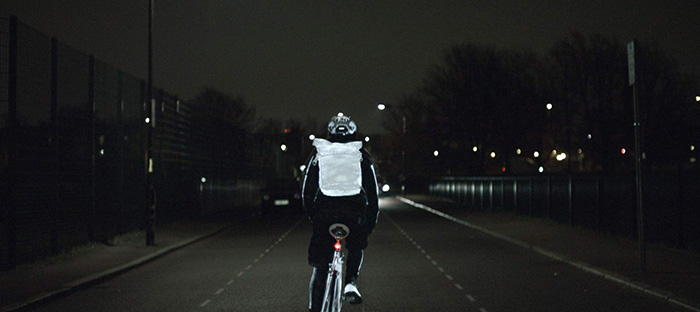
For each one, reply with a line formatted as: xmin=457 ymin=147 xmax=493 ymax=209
xmin=260 ymin=178 xmax=303 ymax=215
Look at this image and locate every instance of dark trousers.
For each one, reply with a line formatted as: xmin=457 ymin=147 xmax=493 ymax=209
xmin=307 ymin=195 xmax=370 ymax=311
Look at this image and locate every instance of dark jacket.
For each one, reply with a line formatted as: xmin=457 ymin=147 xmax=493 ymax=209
xmin=302 ymin=145 xmax=379 ymax=232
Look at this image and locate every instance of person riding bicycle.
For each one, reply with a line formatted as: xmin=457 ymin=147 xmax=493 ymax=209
xmin=302 ymin=113 xmax=379 ymax=312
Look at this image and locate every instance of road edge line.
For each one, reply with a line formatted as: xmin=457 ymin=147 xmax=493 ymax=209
xmin=397 ymin=196 xmax=700 ymax=312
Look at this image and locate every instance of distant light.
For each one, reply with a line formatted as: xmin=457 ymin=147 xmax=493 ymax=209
xmin=691 ymin=145 xmax=695 ymax=151
xmin=538 ymin=166 xmax=544 ymax=173
xmin=621 ymin=148 xmax=627 ymax=155
xmin=377 ymin=103 xmax=386 ymax=111
xmin=578 ymin=148 xmax=583 ymax=154
xmin=501 ymin=166 xmax=506 ymax=173
xmin=552 ymin=149 xmax=557 ymax=155
xmin=556 ymin=153 xmax=567 ymax=161
xmin=534 ymin=151 xmax=540 ymax=158
xmin=300 ymin=165 xmax=307 ymax=172
xmin=145 ymin=117 xmax=150 ymax=124
xmin=490 ymin=152 xmax=496 ymax=158
xmin=546 ymin=103 xmax=553 ymax=110
xmin=284 ymin=128 xmax=291 ymax=134
xmin=337 ymin=112 xmax=344 ymax=117
xmin=691 ymin=157 xmax=697 ymax=163
xmin=148 ymin=158 xmax=153 ymax=173
xmin=516 ymin=148 xmax=522 ymax=155
xmin=587 ymin=134 xmax=592 ymax=139
xmin=280 ymin=144 xmax=287 ymax=152
xmin=309 ymin=134 xmax=316 ymax=140
xmin=472 ymin=146 xmax=478 ymax=152
xmin=382 ymin=184 xmax=391 ymax=192
xmin=364 ymin=136 xmax=370 ymax=142
xmin=201 ymin=177 xmax=206 ymax=183
xmin=696 ymin=96 xmax=700 ymax=102
xmin=99 ymin=149 xmax=105 ymax=156
xmin=433 ymin=150 xmax=439 ymax=157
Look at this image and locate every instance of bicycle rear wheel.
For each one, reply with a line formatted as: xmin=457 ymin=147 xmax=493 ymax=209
xmin=321 ymin=270 xmax=336 ymax=311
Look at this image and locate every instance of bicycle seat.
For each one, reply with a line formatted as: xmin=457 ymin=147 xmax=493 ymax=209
xmin=328 ymin=223 xmax=350 ymax=240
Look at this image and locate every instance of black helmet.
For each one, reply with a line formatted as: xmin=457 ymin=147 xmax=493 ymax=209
xmin=327 ymin=113 xmax=357 ymax=136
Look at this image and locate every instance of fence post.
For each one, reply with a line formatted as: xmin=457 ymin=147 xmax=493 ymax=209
xmin=568 ymin=173 xmax=573 ymax=226
xmin=528 ymin=177 xmax=533 ymax=215
xmin=117 ymin=70 xmax=125 ymax=234
xmin=88 ymin=54 xmax=96 ymax=242
xmin=547 ymin=175 xmax=551 ymax=219
xmin=596 ymin=173 xmax=602 ymax=231
xmin=51 ymin=37 xmax=59 ymax=255
xmin=513 ymin=177 xmax=518 ymax=214
xmin=489 ymin=179 xmax=493 ymax=211
xmin=5 ymin=15 xmax=19 ymax=269
xmin=500 ymin=177 xmax=505 ymax=210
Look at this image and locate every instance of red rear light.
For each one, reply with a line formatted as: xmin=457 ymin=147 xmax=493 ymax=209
xmin=334 ymin=240 xmax=341 ymax=251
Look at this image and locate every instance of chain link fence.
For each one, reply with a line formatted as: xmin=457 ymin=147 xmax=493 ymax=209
xmin=1 ymin=16 xmax=275 ymax=269
xmin=428 ymin=172 xmax=700 ymax=251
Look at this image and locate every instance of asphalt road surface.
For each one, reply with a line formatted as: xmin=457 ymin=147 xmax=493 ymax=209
xmin=31 ymin=197 xmax=685 ymax=311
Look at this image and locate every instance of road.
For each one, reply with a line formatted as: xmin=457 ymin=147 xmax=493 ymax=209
xmin=31 ymin=197 xmax=684 ymax=311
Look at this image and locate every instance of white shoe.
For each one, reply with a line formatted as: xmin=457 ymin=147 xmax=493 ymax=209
xmin=344 ymin=283 xmax=363 ymax=304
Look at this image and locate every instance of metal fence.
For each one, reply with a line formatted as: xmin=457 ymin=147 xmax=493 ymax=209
xmin=428 ymin=172 xmax=700 ymax=251
xmin=0 ymin=16 xmax=275 ymax=269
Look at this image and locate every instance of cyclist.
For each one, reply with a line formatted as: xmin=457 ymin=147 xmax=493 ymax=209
xmin=302 ymin=113 xmax=379 ymax=312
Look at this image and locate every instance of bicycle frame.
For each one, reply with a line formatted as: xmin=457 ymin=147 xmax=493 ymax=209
xmin=321 ymin=223 xmax=349 ymax=312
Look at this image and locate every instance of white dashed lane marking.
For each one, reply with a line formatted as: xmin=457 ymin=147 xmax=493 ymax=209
xmin=385 ymin=210 xmax=490 ymax=312
xmin=198 ymin=219 xmax=303 ymax=309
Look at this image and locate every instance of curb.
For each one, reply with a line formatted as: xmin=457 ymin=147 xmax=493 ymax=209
xmin=398 ymin=196 xmax=700 ymax=312
xmin=1 ymin=223 xmax=233 ymax=312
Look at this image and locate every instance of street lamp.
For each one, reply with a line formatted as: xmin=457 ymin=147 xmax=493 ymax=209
xmin=377 ymin=102 xmax=407 ymax=193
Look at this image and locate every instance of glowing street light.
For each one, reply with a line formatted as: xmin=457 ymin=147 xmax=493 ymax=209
xmin=433 ymin=150 xmax=439 ymax=157
xmin=280 ymin=144 xmax=287 ymax=152
xmin=490 ymin=152 xmax=496 ymax=158
xmin=696 ymin=96 xmax=700 ymax=102
xmin=377 ymin=103 xmax=387 ymax=110
xmin=516 ymin=148 xmax=522 ymax=155
xmin=472 ymin=146 xmax=478 ymax=152
xmin=534 ymin=151 xmax=540 ymax=158
xmin=546 ymin=103 xmax=553 ymax=110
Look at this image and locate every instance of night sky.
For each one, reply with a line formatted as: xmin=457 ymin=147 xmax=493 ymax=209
xmin=3 ymin=0 xmax=699 ymax=134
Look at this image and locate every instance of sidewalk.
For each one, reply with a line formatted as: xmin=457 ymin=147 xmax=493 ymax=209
xmin=0 ymin=218 xmax=233 ymax=312
xmin=403 ymin=195 xmax=700 ymax=312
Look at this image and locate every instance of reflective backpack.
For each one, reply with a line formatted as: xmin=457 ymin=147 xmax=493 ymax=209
xmin=312 ymin=138 xmax=363 ymax=197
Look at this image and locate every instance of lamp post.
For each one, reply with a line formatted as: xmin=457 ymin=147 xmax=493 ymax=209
xmin=377 ymin=103 xmax=406 ymax=193
xmin=146 ymin=0 xmax=156 ymax=246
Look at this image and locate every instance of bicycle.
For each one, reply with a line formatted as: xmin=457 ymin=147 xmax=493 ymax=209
xmin=321 ymin=223 xmax=350 ymax=312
